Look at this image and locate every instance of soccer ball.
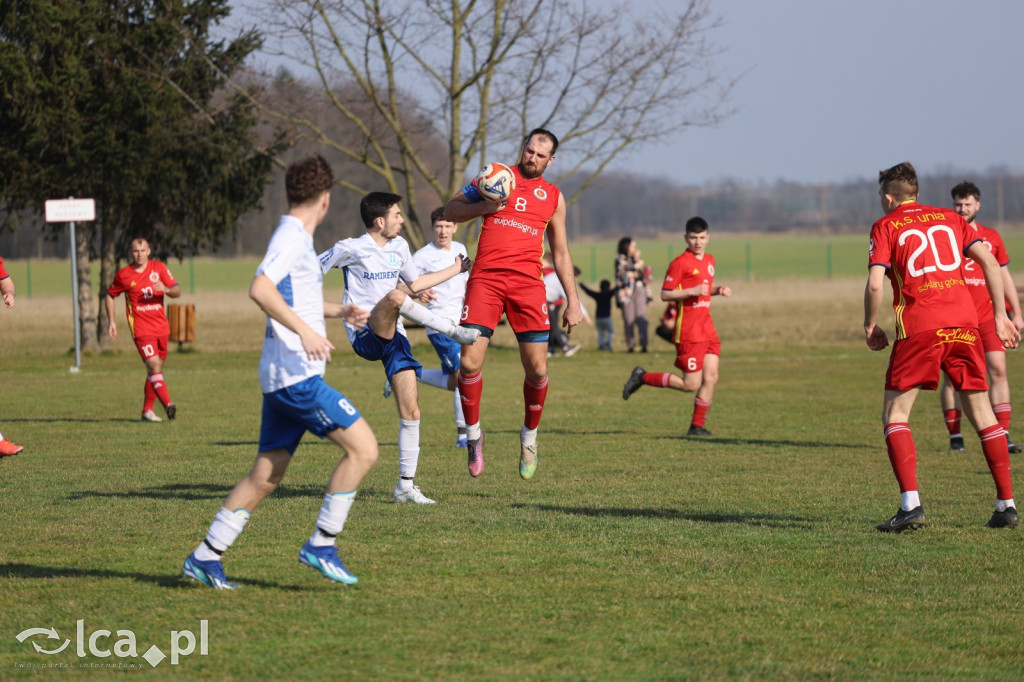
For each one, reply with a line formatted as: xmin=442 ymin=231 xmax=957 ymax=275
xmin=475 ymin=163 xmax=516 ymax=202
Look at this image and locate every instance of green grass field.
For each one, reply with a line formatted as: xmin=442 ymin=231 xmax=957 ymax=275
xmin=2 ymin=241 xmax=1024 ymax=679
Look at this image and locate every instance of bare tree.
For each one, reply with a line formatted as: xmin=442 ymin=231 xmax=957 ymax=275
xmin=240 ymin=0 xmax=735 ymax=249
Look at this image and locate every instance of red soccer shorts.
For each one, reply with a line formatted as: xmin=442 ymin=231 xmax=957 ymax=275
xmin=885 ymin=327 xmax=988 ymax=392
xmin=462 ymin=269 xmax=549 ymax=334
xmin=135 ymin=335 xmax=169 ymax=361
xmin=674 ymin=338 xmax=721 ymax=374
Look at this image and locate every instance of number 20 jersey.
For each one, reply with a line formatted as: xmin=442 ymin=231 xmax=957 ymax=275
xmin=868 ymin=201 xmax=981 ymax=340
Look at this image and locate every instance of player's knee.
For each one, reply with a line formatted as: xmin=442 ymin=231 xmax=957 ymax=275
xmin=383 ymin=289 xmax=406 ymax=310
xmin=353 ymin=443 xmax=379 ymax=471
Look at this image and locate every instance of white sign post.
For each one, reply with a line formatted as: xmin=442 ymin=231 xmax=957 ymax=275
xmin=45 ymin=198 xmax=96 ymax=373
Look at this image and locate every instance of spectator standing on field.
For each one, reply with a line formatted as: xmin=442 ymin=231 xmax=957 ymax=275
xmin=622 ymin=217 xmax=732 ymax=437
xmin=863 ymin=161 xmax=1019 ymax=533
xmin=105 ymin=238 xmax=181 ymax=423
xmin=579 ymin=279 xmax=619 ymax=351
xmin=183 ymin=154 xmax=377 ymax=588
xmin=319 ymin=192 xmax=478 ymax=505
xmin=938 ymin=180 xmax=1024 ymax=454
xmin=0 ymin=255 xmax=25 ymax=459
xmin=616 ymin=237 xmax=649 ymax=353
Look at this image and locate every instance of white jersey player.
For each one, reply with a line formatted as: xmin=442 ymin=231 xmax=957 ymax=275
xmin=319 ymin=192 xmax=478 ymax=505
xmin=405 ymin=208 xmax=471 ymax=447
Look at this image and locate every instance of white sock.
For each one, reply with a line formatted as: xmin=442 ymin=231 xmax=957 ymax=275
xmin=901 ymin=491 xmax=921 ymax=511
xmin=399 ymin=296 xmax=451 ymax=335
xmin=996 ymin=498 xmax=1016 ymax=512
xmin=466 ymin=422 xmax=482 ymax=440
xmin=398 ymin=419 xmax=420 ymax=489
xmin=195 ymin=507 xmax=250 ymax=560
xmin=419 ymin=368 xmax=448 ymax=389
xmin=311 ymin=491 xmax=357 ymax=546
xmin=454 ymin=389 xmax=466 ymax=429
xmin=521 ymin=425 xmax=538 ymax=447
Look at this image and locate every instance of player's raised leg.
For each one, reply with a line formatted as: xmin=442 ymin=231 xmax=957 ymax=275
xmin=397 ymin=294 xmax=479 ymax=344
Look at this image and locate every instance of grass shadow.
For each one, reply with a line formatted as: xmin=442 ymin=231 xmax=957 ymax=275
xmin=656 ymin=435 xmax=870 ymax=450
xmin=66 ymin=483 xmax=391 ymax=502
xmin=511 ymin=502 xmax=814 ymax=529
xmin=0 ymin=562 xmax=309 ymax=591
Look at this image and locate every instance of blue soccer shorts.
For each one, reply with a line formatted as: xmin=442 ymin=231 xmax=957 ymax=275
xmin=259 ymin=375 xmax=362 ymax=455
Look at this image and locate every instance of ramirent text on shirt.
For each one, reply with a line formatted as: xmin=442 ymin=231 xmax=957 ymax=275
xmin=363 ymin=270 xmax=399 ymax=281
xmin=491 ymin=216 xmax=539 ymax=236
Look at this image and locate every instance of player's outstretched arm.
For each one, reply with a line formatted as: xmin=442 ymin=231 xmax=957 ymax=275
xmin=250 ymin=274 xmax=335 ymax=362
xmin=408 ymin=255 xmax=471 ymax=294
xmin=325 ymin=302 xmax=369 ymax=329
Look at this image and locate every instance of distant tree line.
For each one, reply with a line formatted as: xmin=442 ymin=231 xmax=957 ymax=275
xmin=5 ymin=168 xmax=1022 ymax=260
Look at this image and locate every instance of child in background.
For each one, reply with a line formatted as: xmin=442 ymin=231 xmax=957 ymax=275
xmin=580 ymin=279 xmax=619 ymax=351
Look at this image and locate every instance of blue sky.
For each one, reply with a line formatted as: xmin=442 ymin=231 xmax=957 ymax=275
xmin=622 ymin=0 xmax=1024 ymax=185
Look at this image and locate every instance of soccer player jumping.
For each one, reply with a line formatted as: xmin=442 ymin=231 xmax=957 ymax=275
xmin=864 ymin=162 xmax=1020 ymax=533
xmin=445 ymin=128 xmax=584 ymax=480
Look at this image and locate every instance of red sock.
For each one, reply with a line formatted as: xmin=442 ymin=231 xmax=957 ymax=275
xmin=943 ymin=409 xmax=962 ymax=436
xmin=642 ymin=372 xmax=673 ymax=388
xmin=992 ymin=402 xmax=1011 ymax=432
xmin=884 ymin=422 xmax=917 ymax=493
xmin=523 ymin=377 xmax=548 ymax=429
xmin=457 ymin=371 xmax=483 ymax=425
xmin=978 ymin=424 xmax=1013 ymax=500
xmin=149 ymin=373 xmax=172 ymax=408
xmin=691 ymin=397 xmax=711 ymax=427
xmin=143 ymin=377 xmax=157 ymax=413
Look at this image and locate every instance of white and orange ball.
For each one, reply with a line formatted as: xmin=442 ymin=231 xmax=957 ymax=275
xmin=475 ymin=163 xmax=516 ymax=202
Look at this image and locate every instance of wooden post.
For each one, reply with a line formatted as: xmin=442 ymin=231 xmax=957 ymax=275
xmin=167 ymin=303 xmax=195 ymax=350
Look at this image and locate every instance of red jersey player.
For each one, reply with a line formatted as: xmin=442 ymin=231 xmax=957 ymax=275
xmin=622 ymin=217 xmax=732 ymax=436
xmin=105 ymin=238 xmax=181 ymax=422
xmin=0 ymin=254 xmax=25 ymax=458
xmin=939 ymin=180 xmax=1024 ymax=454
xmin=863 ymin=162 xmax=1019 ymax=533
xmin=444 ymin=128 xmax=583 ymax=481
